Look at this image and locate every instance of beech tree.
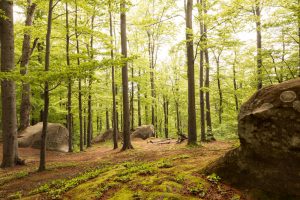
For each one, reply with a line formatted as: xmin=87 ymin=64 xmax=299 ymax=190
xmin=185 ymin=0 xmax=197 ymax=145
xmin=120 ymin=0 xmax=133 ymax=150
xmin=39 ymin=0 xmax=54 ymax=172
xmin=19 ymin=0 xmax=36 ymax=131
xmin=0 ymin=0 xmax=19 ymax=168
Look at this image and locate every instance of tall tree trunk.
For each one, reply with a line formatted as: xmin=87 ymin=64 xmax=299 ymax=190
xmin=147 ymin=32 xmax=156 ymax=129
xmin=0 ymin=0 xmax=19 ymax=168
xmin=75 ymin=2 xmax=83 ymax=149
xmin=215 ymin=54 xmax=222 ymax=124
xmin=298 ymin=0 xmax=300 ymax=76
xmin=65 ymin=1 xmax=74 ymax=152
xmin=84 ymin=108 xmax=87 ymax=145
xmin=106 ymin=108 xmax=110 ymax=130
xmin=39 ymin=0 xmax=53 ymax=172
xmin=255 ymin=0 xmax=262 ymax=90
xmin=233 ymin=51 xmax=239 ymax=112
xmin=163 ymin=96 xmax=169 ymax=138
xmin=19 ymin=0 xmax=36 ymax=131
xmin=198 ymin=0 xmax=206 ymax=142
xmin=203 ymin=0 xmax=214 ymax=140
xmin=109 ymin=4 xmax=118 ymax=149
xmin=137 ymin=68 xmax=142 ymax=126
xmin=130 ymin=65 xmax=134 ymax=130
xmin=120 ymin=0 xmax=133 ymax=150
xmin=87 ymin=13 xmax=95 ymax=148
xmin=186 ymin=0 xmax=197 ymax=145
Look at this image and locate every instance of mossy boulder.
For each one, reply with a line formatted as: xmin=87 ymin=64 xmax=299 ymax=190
xmin=205 ymin=78 xmax=300 ymax=199
xmin=92 ymin=129 xmax=120 ymax=143
xmin=18 ymin=122 xmax=69 ymax=152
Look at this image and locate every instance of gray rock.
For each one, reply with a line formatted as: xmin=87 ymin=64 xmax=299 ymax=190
xmin=205 ymin=78 xmax=300 ymax=198
xmin=92 ymin=129 xmax=120 ymax=143
xmin=131 ymin=125 xmax=155 ymax=140
xmin=18 ymin=122 xmax=69 ymax=152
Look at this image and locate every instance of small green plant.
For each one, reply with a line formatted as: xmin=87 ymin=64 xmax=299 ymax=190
xmin=8 ymin=191 xmax=22 ymax=200
xmin=96 ymin=182 xmax=118 ymax=198
xmin=174 ymin=174 xmax=185 ymax=184
xmin=132 ymin=191 xmax=142 ymax=200
xmin=30 ymin=166 xmax=110 ymax=199
xmin=207 ymin=173 xmax=221 ymax=184
xmin=172 ymin=154 xmax=190 ymax=160
xmin=187 ymin=183 xmax=206 ymax=197
xmin=231 ymin=194 xmax=241 ymax=200
xmin=15 ymin=171 xmax=29 ymax=179
xmin=114 ymin=175 xmax=132 ymax=183
xmin=157 ymin=159 xmax=174 ymax=169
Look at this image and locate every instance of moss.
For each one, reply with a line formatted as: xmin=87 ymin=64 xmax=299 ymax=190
xmin=142 ymin=191 xmax=199 ymax=200
xmin=65 ymin=169 xmax=118 ymax=199
xmin=154 ymin=181 xmax=183 ymax=193
xmin=109 ymin=187 xmax=134 ymax=200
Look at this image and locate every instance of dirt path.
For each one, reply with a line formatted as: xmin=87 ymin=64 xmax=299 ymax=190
xmin=0 ymin=139 xmax=240 ymax=200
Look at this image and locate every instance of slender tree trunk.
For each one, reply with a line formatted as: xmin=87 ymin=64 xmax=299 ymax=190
xmin=198 ymin=0 xmax=205 ymax=142
xmin=109 ymin=5 xmax=118 ymax=149
xmin=203 ymin=0 xmax=214 ymax=140
xmin=39 ymin=0 xmax=53 ymax=171
xmin=75 ymin=2 xmax=83 ymax=149
xmin=186 ymin=0 xmax=197 ymax=145
xmin=65 ymin=1 xmax=74 ymax=152
xmin=84 ymin=108 xmax=87 ymax=146
xmin=147 ymin=32 xmax=156 ymax=129
xmin=137 ymin=68 xmax=142 ymax=126
xmin=255 ymin=0 xmax=263 ymax=90
xmin=298 ymin=0 xmax=300 ymax=76
xmin=145 ymin=93 xmax=149 ymax=124
xmin=0 ymin=0 xmax=20 ymax=168
xmin=19 ymin=0 xmax=36 ymax=131
xmin=87 ymin=13 xmax=95 ymax=148
xmin=106 ymin=108 xmax=110 ymax=130
xmin=120 ymin=0 xmax=133 ymax=150
xmin=216 ymin=55 xmax=222 ymax=124
xmin=130 ymin=65 xmax=134 ymax=130
xmin=163 ymin=96 xmax=169 ymax=138
xmin=233 ymin=51 xmax=239 ymax=112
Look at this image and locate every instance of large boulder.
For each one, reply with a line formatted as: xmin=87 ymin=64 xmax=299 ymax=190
xmin=131 ymin=125 xmax=155 ymax=140
xmin=18 ymin=122 xmax=69 ymax=152
xmin=205 ymin=79 xmax=300 ymax=199
xmin=92 ymin=129 xmax=120 ymax=143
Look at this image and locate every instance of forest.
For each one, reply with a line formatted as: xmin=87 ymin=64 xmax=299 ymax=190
xmin=0 ymin=0 xmax=299 ymax=199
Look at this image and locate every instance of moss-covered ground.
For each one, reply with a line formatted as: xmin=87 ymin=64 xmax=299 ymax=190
xmin=0 ymin=139 xmax=245 ymax=200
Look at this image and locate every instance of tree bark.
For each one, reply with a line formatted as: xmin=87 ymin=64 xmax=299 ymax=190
xmin=215 ymin=53 xmax=222 ymax=124
xmin=120 ymin=0 xmax=133 ymax=150
xmin=233 ymin=51 xmax=239 ymax=112
xmin=75 ymin=2 xmax=84 ymax=149
xmin=198 ymin=0 xmax=206 ymax=142
xmin=255 ymin=0 xmax=262 ymax=90
xmin=137 ymin=67 xmax=142 ymax=126
xmin=203 ymin=0 xmax=213 ymax=140
xmin=39 ymin=0 xmax=53 ymax=172
xmin=87 ymin=13 xmax=95 ymax=148
xmin=19 ymin=0 xmax=36 ymax=131
xmin=130 ymin=65 xmax=134 ymax=130
xmin=163 ymin=96 xmax=169 ymax=138
xmin=186 ymin=0 xmax=197 ymax=145
xmin=109 ymin=4 xmax=118 ymax=149
xmin=0 ymin=0 xmax=19 ymax=168
xmin=65 ymin=1 xmax=74 ymax=152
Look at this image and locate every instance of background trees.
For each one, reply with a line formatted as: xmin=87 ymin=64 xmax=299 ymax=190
xmin=0 ymin=0 xmax=299 ymax=168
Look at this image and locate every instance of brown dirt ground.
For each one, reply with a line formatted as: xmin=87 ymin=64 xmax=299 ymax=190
xmin=0 ymin=139 xmax=241 ymax=199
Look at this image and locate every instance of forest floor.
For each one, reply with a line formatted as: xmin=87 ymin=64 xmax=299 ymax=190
xmin=0 ymin=139 xmax=248 ymax=200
